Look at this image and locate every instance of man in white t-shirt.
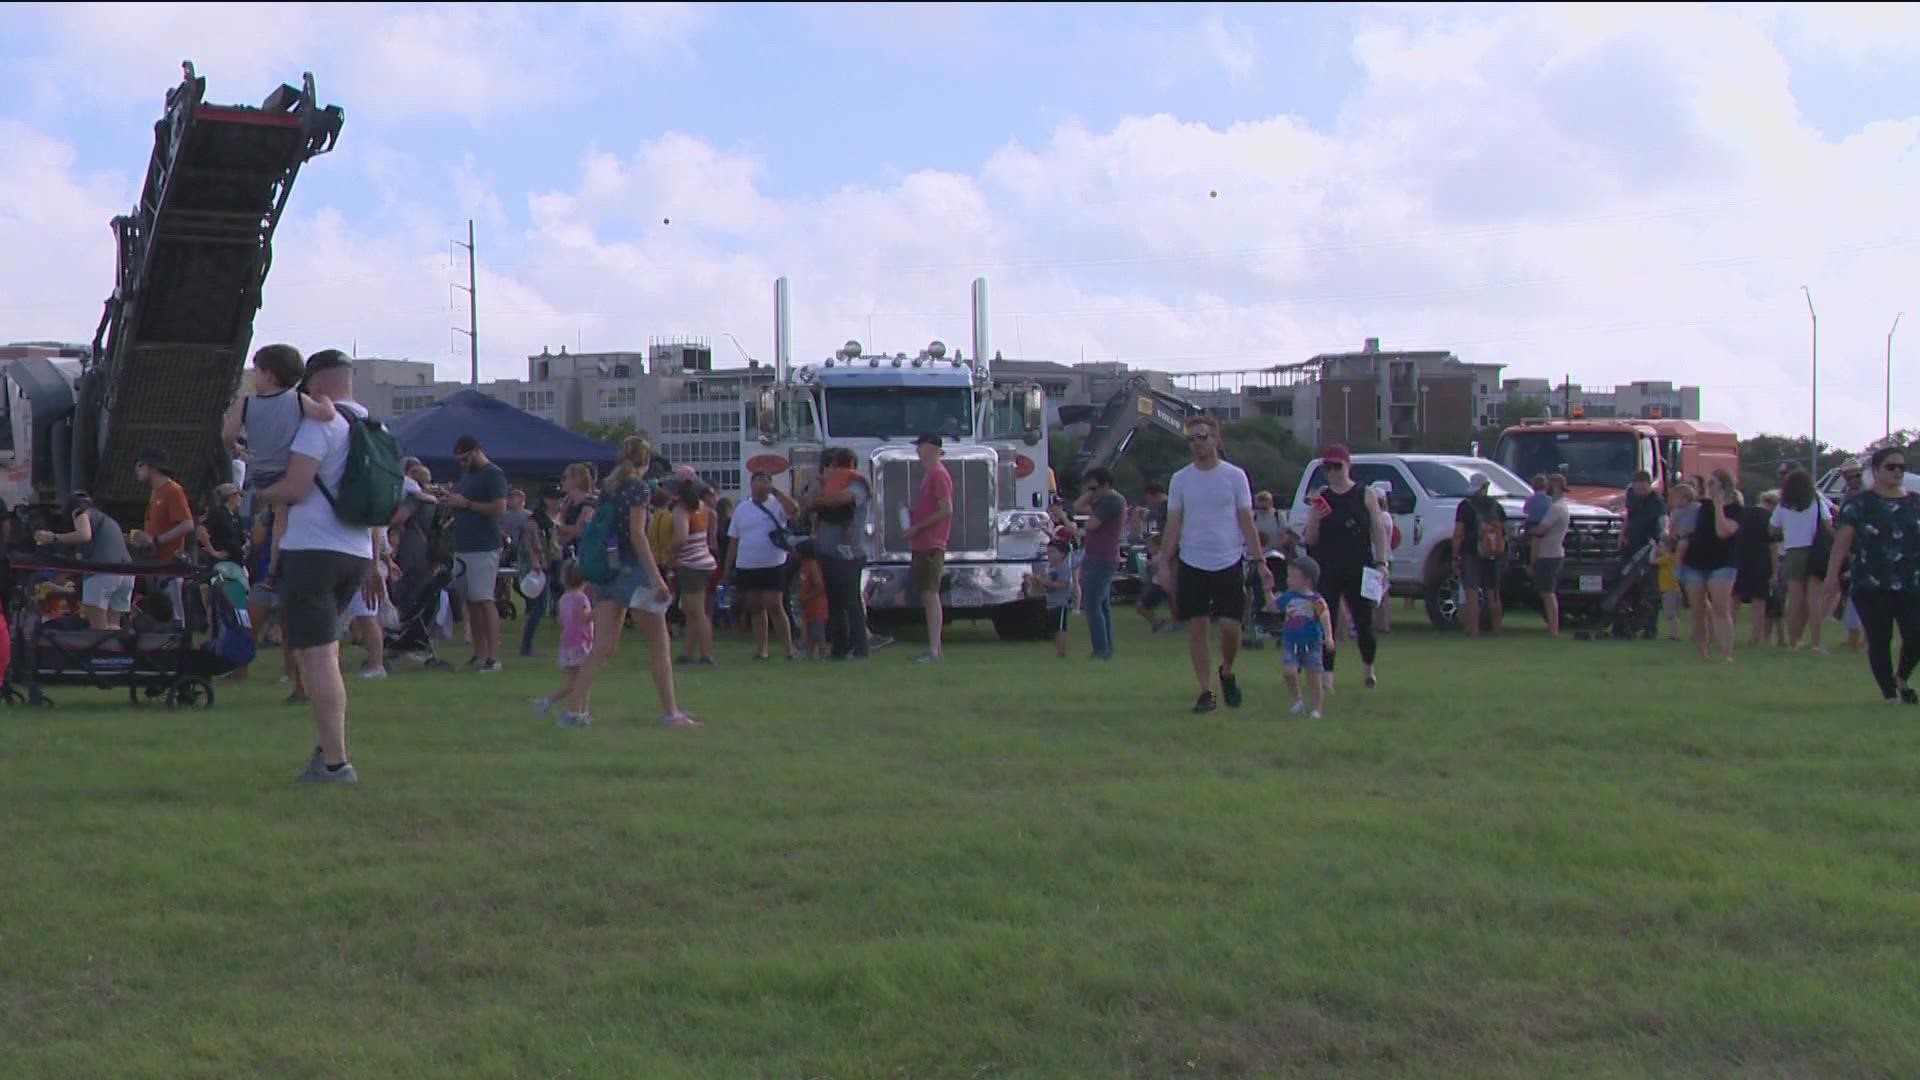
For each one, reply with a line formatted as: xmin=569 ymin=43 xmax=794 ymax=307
xmin=257 ymin=349 xmax=379 ymax=786
xmin=1155 ymin=415 xmax=1273 ymax=713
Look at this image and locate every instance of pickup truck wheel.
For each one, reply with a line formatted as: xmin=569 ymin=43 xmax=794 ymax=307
xmin=1423 ymin=547 xmax=1464 ymax=632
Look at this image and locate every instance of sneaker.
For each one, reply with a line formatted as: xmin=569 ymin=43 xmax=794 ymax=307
xmin=1289 ymin=699 xmax=1305 ymax=715
xmin=674 ymin=656 xmax=696 ymax=667
xmin=868 ymin=634 xmax=895 ymax=651
xmin=284 ymin=692 xmax=308 ymax=706
xmin=533 ymin=697 xmax=553 ymax=718
xmin=1192 ymin=691 xmax=1218 ymax=714
xmin=1364 ymin=671 xmax=1377 ymax=689
xmin=1152 ymin=620 xmax=1177 ymax=635
xmin=913 ymin=651 xmax=940 ymax=664
xmin=467 ymin=656 xmax=481 ymax=668
xmin=697 ymin=657 xmax=717 ymax=667
xmin=479 ymin=660 xmax=502 ymax=674
xmin=1310 ymin=710 xmax=1324 ymax=720
xmin=298 ymin=761 xmax=358 ymax=786
xmin=1903 ymin=688 xmax=1919 ymax=706
xmin=558 ymin=711 xmax=592 ymax=728
xmin=661 ymin=713 xmax=702 ymax=728
xmin=359 ymin=667 xmax=388 ymax=680
xmin=1218 ymin=668 xmax=1242 ymax=708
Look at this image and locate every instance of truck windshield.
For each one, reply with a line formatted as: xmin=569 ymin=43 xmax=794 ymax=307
xmin=1408 ymin=461 xmax=1530 ymax=498
xmin=1495 ymin=432 xmax=1638 ymax=489
xmin=823 ymin=387 xmax=973 ymax=440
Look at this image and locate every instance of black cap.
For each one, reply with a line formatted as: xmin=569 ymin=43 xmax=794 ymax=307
xmin=540 ymin=485 xmax=564 ymax=501
xmin=453 ymin=434 xmax=482 ymax=455
xmin=915 ymin=433 xmax=943 ymax=449
xmin=304 ymin=349 xmax=353 ymax=377
xmin=135 ymin=447 xmax=170 ymax=469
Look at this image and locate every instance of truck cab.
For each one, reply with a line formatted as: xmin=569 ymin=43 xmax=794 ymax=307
xmin=1492 ymin=418 xmax=1738 ymax=510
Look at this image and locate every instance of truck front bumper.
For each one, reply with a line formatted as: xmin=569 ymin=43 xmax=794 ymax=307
xmin=863 ymin=560 xmax=1037 ymax=612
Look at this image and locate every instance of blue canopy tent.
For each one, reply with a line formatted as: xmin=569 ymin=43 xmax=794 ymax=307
xmin=390 ymin=390 xmax=620 ymax=482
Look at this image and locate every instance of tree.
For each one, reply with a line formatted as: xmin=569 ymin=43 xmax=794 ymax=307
xmin=572 ymin=419 xmax=645 ymax=446
xmin=1499 ymin=394 xmax=1551 ymax=424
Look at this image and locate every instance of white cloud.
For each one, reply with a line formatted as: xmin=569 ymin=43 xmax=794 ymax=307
xmin=4 ymin=4 xmax=1917 ymax=449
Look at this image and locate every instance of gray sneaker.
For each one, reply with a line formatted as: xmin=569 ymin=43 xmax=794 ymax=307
xmin=557 ymin=711 xmax=592 ymax=728
xmin=298 ymin=760 xmax=358 ymax=786
xmin=913 ymin=651 xmax=940 ymax=664
xmin=867 ymin=633 xmax=895 ymax=651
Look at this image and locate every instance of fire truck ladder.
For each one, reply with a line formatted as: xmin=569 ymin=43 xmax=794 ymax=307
xmin=79 ymin=61 xmax=344 ymax=523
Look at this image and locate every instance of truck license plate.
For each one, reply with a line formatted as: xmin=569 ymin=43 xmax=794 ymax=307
xmin=1579 ymin=574 xmax=1603 ymax=593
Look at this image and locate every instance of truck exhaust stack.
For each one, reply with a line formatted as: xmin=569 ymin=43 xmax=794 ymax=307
xmin=774 ymin=276 xmax=791 ymax=383
xmin=972 ymin=277 xmax=989 ymax=377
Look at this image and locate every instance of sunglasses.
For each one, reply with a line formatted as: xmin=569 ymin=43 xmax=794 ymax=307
xmin=1324 ymin=461 xmax=1347 ymax=470
xmin=1883 ymin=463 xmax=1908 ymax=473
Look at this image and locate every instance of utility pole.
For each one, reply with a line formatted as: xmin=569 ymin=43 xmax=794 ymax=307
xmin=1802 ymin=286 xmax=1817 ymax=473
xmin=1891 ymin=312 xmax=1904 ymax=441
xmin=1563 ymin=373 xmax=1572 ymax=419
xmin=452 ymin=219 xmax=479 ymax=386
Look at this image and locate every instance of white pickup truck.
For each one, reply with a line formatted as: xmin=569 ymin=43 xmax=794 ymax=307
xmin=1286 ymin=453 xmax=1625 ymax=631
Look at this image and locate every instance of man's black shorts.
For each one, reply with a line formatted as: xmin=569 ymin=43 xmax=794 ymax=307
xmin=1176 ymin=561 xmax=1246 ymax=622
xmin=281 ymin=549 xmax=370 ymax=650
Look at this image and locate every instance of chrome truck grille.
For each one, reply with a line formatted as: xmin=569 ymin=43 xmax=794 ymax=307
xmin=871 ymin=445 xmax=998 ymax=561
xmin=1567 ymin=516 xmax=1624 ymax=560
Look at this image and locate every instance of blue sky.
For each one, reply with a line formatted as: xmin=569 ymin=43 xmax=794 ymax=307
xmin=2 ymin=2 xmax=1917 ymax=446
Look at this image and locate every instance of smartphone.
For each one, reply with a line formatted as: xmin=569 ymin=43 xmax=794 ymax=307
xmin=1311 ymin=494 xmax=1332 ymax=515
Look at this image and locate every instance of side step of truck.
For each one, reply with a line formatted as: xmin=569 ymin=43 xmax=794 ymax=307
xmin=81 ymin=62 xmax=343 ymax=524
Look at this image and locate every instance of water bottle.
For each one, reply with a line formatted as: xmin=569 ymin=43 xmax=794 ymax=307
xmin=716 ymin=584 xmax=733 ymax=615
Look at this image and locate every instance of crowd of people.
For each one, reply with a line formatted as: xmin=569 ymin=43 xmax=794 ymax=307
xmin=19 ymin=343 xmax=1917 ymax=787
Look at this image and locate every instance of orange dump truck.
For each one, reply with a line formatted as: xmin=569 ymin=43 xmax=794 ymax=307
xmin=1491 ymin=418 xmax=1740 ymax=511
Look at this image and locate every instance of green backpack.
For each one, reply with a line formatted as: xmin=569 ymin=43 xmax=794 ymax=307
xmin=317 ymin=409 xmax=406 ymax=528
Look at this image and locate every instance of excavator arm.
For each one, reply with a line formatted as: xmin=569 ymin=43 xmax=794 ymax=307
xmin=71 ymin=62 xmax=344 ymax=524
xmin=1057 ymin=377 xmax=1207 ymax=494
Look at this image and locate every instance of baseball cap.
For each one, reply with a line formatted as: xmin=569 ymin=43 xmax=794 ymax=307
xmin=303 ymin=349 xmax=352 ymax=377
xmin=915 ymin=433 xmax=944 ymax=449
xmin=1469 ymin=472 xmax=1492 ymax=492
xmin=1845 ymin=458 xmax=1865 ymax=474
xmin=1320 ymin=444 xmax=1352 ymax=465
xmin=1289 ymin=554 xmax=1320 ymax=583
xmin=453 ymin=434 xmax=482 ymax=455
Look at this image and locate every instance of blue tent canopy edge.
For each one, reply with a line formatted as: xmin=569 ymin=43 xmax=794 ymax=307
xmin=388 ymin=390 xmax=620 ymax=482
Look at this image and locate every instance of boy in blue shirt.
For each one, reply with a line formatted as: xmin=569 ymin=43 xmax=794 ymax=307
xmin=1271 ymin=555 xmax=1335 ymax=718
xmin=1522 ymin=474 xmax=1552 ymax=535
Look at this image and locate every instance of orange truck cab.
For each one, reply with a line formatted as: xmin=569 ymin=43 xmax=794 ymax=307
xmin=1491 ymin=418 xmax=1740 ymax=511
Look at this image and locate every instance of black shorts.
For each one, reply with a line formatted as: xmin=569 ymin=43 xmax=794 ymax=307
xmin=280 ymin=549 xmax=370 ymax=650
xmin=1532 ymin=557 xmax=1564 ymax=595
xmin=1461 ymin=556 xmax=1501 ymax=591
xmin=1176 ymin=562 xmax=1246 ymax=622
xmin=734 ymin=565 xmax=786 ymax=593
xmin=1050 ymin=605 xmax=1071 ymax=635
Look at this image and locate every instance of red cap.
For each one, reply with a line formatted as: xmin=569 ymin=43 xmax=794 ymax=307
xmin=1320 ymin=444 xmax=1352 ymax=464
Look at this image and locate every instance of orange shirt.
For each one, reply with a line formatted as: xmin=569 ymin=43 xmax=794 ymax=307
xmin=146 ymin=478 xmax=193 ymax=561
xmin=799 ymin=560 xmax=829 ymax=623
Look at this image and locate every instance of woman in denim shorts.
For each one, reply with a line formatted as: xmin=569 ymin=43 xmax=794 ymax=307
xmin=1678 ymin=470 xmax=1742 ymax=663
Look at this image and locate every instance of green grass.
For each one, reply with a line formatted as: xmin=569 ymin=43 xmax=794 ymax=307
xmin=3 ymin=608 xmax=1918 ymax=1078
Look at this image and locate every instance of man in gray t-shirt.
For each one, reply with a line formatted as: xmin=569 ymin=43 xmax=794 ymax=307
xmin=440 ymin=433 xmax=510 ymax=671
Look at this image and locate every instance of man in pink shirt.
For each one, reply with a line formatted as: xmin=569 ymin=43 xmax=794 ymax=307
xmin=906 ymin=433 xmax=954 ymax=662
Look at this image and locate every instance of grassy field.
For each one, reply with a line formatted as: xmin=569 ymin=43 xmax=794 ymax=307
xmin=2 ymin=606 xmax=1918 ymax=1078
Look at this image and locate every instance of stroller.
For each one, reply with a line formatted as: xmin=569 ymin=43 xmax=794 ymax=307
xmin=1574 ymin=540 xmax=1660 ymax=641
xmin=387 ymin=563 xmax=455 ymax=669
xmin=1243 ymin=549 xmax=1293 ymax=649
xmin=3 ymin=556 xmax=240 ymax=709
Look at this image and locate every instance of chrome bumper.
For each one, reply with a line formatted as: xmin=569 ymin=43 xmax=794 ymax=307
xmin=863 ymin=560 xmax=1037 ymax=611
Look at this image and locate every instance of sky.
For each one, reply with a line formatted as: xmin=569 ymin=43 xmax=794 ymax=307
xmin=1 ymin=1 xmax=1916 ymax=449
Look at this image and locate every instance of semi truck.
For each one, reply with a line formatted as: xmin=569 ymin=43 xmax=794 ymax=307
xmin=745 ymin=278 xmax=1057 ymax=640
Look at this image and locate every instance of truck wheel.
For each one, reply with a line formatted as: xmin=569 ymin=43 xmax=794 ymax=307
xmin=1423 ymin=547 xmax=1464 ymax=632
xmin=991 ymin=598 xmax=1050 ymax=641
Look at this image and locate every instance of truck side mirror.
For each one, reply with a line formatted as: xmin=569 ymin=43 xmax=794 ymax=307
xmin=755 ymin=387 xmax=778 ymax=445
xmin=1022 ymin=387 xmax=1043 ymax=436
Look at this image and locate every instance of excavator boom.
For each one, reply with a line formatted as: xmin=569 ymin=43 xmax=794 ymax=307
xmin=1057 ymin=377 xmax=1207 ymax=493
xmin=74 ymin=62 xmax=344 ymax=524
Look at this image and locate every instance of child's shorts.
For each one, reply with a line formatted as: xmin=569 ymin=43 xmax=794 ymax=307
xmin=558 ymin=642 xmax=591 ymax=670
xmin=1282 ymin=641 xmax=1325 ymax=674
xmin=1049 ymin=605 xmax=1071 ymax=635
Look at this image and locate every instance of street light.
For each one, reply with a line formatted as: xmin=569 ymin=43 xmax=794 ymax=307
xmin=1891 ymin=313 xmax=1905 ymax=441
xmin=1802 ymin=286 xmax=1817 ymax=474
xmin=1342 ymin=385 xmax=1352 ymax=443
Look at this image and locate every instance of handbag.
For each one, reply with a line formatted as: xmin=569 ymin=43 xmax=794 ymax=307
xmin=1807 ymin=501 xmax=1834 ymax=579
xmin=751 ymin=498 xmax=792 ymax=552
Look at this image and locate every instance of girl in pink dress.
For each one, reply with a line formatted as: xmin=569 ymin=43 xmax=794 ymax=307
xmin=535 ymin=563 xmax=596 ymax=726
